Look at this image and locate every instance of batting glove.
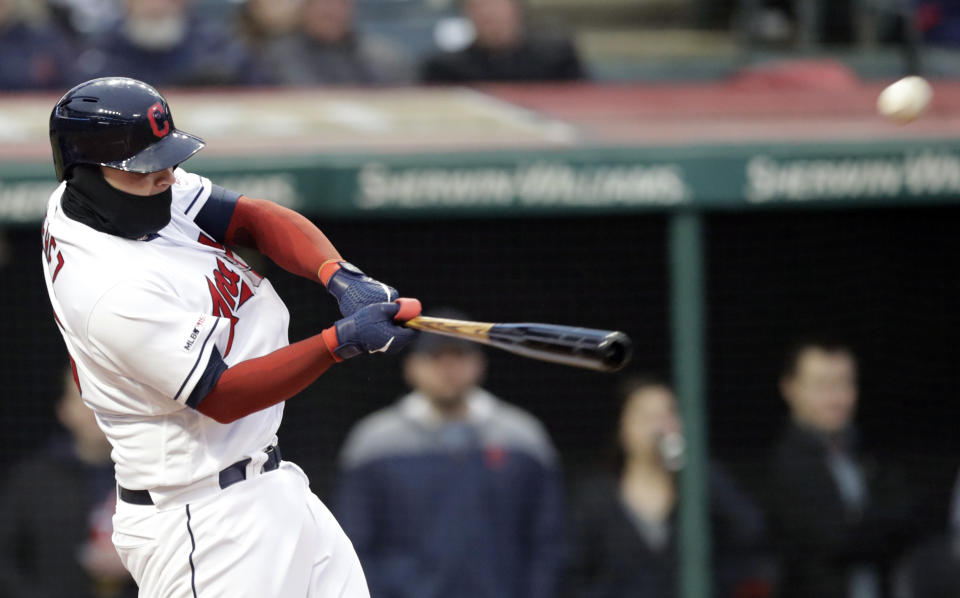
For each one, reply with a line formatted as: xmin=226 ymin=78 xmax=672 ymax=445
xmin=320 ymin=260 xmax=399 ymax=317
xmin=322 ymin=299 xmax=421 ymax=361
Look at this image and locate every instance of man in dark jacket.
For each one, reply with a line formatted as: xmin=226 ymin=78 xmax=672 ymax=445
xmin=0 ymin=365 xmax=136 ymax=598
xmin=917 ymin=1 xmax=960 ymax=46
xmin=255 ymin=0 xmax=414 ymax=85
xmin=83 ymin=0 xmax=262 ymax=87
xmin=0 ymin=0 xmax=74 ymax=90
xmin=421 ymin=0 xmax=584 ymax=83
xmin=766 ymin=337 xmax=914 ymax=598
xmin=334 ymin=313 xmax=564 ymax=598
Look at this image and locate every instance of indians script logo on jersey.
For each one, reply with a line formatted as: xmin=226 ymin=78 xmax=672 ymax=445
xmin=199 ymin=233 xmax=263 ymax=357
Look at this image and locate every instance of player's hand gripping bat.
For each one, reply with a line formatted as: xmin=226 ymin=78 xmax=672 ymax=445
xmin=393 ymin=299 xmax=632 ymax=372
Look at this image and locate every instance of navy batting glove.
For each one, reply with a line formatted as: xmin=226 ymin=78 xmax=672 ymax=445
xmin=320 ymin=261 xmax=398 ymax=317
xmin=321 ymin=301 xmax=419 ymax=361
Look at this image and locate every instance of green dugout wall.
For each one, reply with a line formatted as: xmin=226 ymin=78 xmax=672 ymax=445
xmin=7 ymin=140 xmax=960 ymax=222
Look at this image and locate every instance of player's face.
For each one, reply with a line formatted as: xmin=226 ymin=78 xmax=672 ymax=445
xmin=404 ymin=349 xmax=486 ymax=408
xmin=781 ymin=348 xmax=858 ymax=434
xmin=619 ymin=386 xmax=682 ymax=461
xmin=101 ymin=166 xmax=177 ymax=196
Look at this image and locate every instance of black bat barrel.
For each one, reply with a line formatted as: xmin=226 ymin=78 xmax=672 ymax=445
xmin=487 ymin=324 xmax=633 ymax=372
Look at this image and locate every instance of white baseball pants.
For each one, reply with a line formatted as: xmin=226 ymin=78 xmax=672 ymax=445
xmin=112 ymin=461 xmax=369 ymax=597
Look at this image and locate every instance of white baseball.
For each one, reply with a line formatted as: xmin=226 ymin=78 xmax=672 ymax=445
xmin=877 ymin=76 xmax=933 ymax=123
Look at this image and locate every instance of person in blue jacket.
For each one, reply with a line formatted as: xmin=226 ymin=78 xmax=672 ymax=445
xmin=334 ymin=310 xmax=564 ymax=598
xmin=916 ymin=1 xmax=960 ymax=46
xmin=81 ymin=0 xmax=263 ymax=87
xmin=0 ymin=0 xmax=74 ymax=91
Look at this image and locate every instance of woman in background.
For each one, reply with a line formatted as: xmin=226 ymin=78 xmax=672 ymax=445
xmin=566 ymin=376 xmax=772 ymax=598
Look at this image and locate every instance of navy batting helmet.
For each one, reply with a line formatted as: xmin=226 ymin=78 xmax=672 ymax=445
xmin=49 ymin=77 xmax=205 ymax=182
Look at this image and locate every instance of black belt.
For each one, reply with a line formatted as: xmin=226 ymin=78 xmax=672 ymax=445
xmin=119 ymin=445 xmax=282 ymax=505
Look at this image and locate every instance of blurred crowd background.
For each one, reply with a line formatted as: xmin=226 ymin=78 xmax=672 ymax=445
xmin=2 ymin=0 xmax=960 ymax=597
xmin=0 ymin=0 xmax=958 ymax=90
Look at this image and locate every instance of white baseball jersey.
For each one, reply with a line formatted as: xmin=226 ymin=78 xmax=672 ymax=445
xmin=41 ymin=168 xmax=288 ymax=492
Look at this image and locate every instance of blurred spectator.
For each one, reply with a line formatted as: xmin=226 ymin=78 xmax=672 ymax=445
xmin=887 ymin=469 xmax=960 ymax=597
xmin=421 ymin=0 xmax=585 ymax=84
xmin=566 ymin=376 xmax=770 ymax=598
xmin=334 ymin=310 xmax=564 ymax=598
xmin=892 ymin=533 xmax=960 ymax=598
xmin=80 ymin=0 xmax=263 ymax=87
xmin=0 ymin=364 xmax=136 ymax=598
xmin=254 ymin=0 xmax=415 ymax=85
xmin=765 ymin=337 xmax=916 ymax=598
xmin=746 ymin=0 xmax=857 ymax=46
xmin=236 ymin=0 xmax=301 ymax=50
xmin=740 ymin=0 xmax=906 ymax=48
xmin=47 ymin=0 xmax=119 ymax=41
xmin=916 ymin=1 xmax=960 ymax=46
xmin=0 ymin=0 xmax=74 ymax=90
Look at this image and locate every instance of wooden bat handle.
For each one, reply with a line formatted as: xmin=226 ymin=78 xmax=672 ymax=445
xmin=403 ymin=316 xmax=495 ymax=343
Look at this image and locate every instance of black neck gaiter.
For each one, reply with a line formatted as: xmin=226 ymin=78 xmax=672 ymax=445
xmin=61 ymin=165 xmax=173 ymax=240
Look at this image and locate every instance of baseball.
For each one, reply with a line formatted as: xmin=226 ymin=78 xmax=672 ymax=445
xmin=877 ymin=76 xmax=933 ymax=123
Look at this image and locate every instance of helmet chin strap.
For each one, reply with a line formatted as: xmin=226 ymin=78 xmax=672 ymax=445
xmin=61 ymin=165 xmax=173 ymax=240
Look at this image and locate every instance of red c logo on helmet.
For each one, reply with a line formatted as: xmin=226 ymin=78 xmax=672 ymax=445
xmin=148 ymin=102 xmax=171 ymax=138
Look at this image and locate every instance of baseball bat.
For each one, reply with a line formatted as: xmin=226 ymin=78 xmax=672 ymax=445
xmin=394 ymin=299 xmax=632 ymax=372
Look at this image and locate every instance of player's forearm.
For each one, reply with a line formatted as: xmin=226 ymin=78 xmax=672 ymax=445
xmin=197 ymin=334 xmax=336 ymax=424
xmin=197 ymin=300 xmax=417 ymax=423
xmin=225 ymin=196 xmax=341 ymax=282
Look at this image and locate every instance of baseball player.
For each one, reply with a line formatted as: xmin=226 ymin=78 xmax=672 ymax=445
xmin=40 ymin=76 xmax=419 ymax=597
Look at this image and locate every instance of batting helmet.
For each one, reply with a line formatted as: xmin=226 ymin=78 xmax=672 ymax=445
xmin=49 ymin=77 xmax=205 ymax=182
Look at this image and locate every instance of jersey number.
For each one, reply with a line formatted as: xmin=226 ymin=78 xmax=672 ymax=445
xmin=42 ymin=222 xmax=65 ymax=283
